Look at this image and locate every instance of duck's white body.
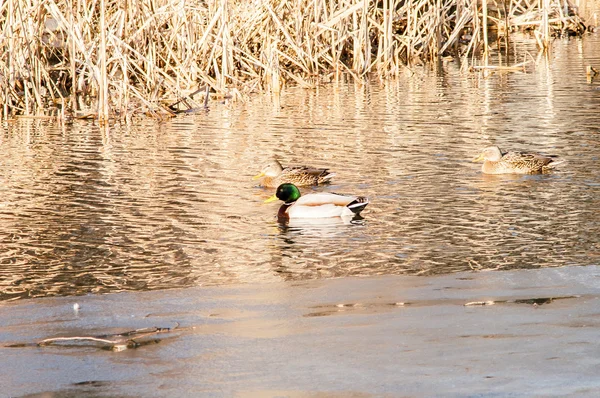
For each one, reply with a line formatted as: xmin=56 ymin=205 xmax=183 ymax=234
xmin=285 ymin=192 xmax=368 ymax=218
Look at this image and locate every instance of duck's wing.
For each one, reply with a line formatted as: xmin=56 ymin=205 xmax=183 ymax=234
xmin=287 ymin=203 xmax=345 ymax=218
xmin=295 ymin=192 xmax=356 ymax=207
xmin=503 ymin=151 xmax=553 ymax=170
xmin=284 ymin=165 xmax=330 ymax=177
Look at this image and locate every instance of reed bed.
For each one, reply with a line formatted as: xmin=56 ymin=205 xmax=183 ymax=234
xmin=0 ymin=0 xmax=588 ymax=121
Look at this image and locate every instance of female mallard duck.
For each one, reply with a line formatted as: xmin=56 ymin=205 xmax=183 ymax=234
xmin=473 ymin=146 xmax=563 ymax=174
xmin=265 ymin=183 xmax=369 ymax=219
xmin=253 ymin=159 xmax=335 ymax=188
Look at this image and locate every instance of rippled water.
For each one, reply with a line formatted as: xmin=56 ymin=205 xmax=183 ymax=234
xmin=1 ymin=36 xmax=599 ymax=301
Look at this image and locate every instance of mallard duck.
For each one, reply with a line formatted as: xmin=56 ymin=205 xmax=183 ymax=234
xmin=264 ymin=183 xmax=369 ymax=219
xmin=473 ymin=146 xmax=563 ymax=174
xmin=253 ymin=159 xmax=335 ymax=188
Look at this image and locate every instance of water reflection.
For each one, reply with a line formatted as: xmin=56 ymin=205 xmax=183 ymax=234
xmin=276 ymin=216 xmax=366 ymax=242
xmin=1 ymin=35 xmax=599 ymax=300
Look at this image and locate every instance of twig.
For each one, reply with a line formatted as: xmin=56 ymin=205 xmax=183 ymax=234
xmin=37 ymin=324 xmax=179 ymax=348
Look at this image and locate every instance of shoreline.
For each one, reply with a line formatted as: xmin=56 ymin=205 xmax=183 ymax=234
xmin=3 ymin=265 xmax=599 ymax=396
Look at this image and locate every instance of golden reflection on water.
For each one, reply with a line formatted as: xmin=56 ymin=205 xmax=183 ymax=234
xmin=1 ymin=37 xmax=599 ymax=301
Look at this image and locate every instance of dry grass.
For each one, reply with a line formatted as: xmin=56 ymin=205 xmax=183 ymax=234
xmin=0 ymin=0 xmax=587 ymax=121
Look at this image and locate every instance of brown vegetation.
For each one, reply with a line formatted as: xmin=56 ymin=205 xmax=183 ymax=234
xmin=0 ymin=0 xmax=588 ymax=121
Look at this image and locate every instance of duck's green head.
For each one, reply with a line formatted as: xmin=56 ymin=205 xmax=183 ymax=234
xmin=264 ymin=183 xmax=301 ymax=204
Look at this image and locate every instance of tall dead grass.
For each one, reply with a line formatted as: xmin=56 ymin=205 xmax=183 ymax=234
xmin=0 ymin=0 xmax=587 ymax=121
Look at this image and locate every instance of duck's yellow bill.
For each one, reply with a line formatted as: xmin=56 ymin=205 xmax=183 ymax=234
xmin=252 ymin=172 xmax=265 ymax=180
xmin=472 ymin=154 xmax=484 ymax=162
xmin=264 ymin=194 xmax=278 ymax=203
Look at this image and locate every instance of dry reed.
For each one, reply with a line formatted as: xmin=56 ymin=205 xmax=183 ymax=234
xmin=0 ymin=0 xmax=588 ymax=121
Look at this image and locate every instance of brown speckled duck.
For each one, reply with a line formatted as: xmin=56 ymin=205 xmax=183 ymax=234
xmin=473 ymin=146 xmax=564 ymax=174
xmin=253 ymin=159 xmax=335 ymax=188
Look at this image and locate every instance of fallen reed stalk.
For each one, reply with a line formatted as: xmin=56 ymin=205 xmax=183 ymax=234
xmin=0 ymin=0 xmax=588 ymax=121
xmin=4 ymin=323 xmax=181 ymax=351
xmin=36 ymin=324 xmax=177 ymax=351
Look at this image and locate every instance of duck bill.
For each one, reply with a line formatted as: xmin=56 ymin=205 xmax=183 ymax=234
xmin=252 ymin=172 xmax=265 ymax=180
xmin=264 ymin=194 xmax=278 ymax=203
xmin=472 ymin=153 xmax=484 ymax=162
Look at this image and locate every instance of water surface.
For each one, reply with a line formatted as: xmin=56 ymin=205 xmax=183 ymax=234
xmin=1 ymin=35 xmax=599 ymax=301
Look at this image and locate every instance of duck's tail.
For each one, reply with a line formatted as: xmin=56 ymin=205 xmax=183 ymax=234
xmin=346 ymin=196 xmax=369 ymax=215
xmin=544 ymin=159 xmax=567 ymax=170
xmin=318 ymin=171 xmax=336 ymax=184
